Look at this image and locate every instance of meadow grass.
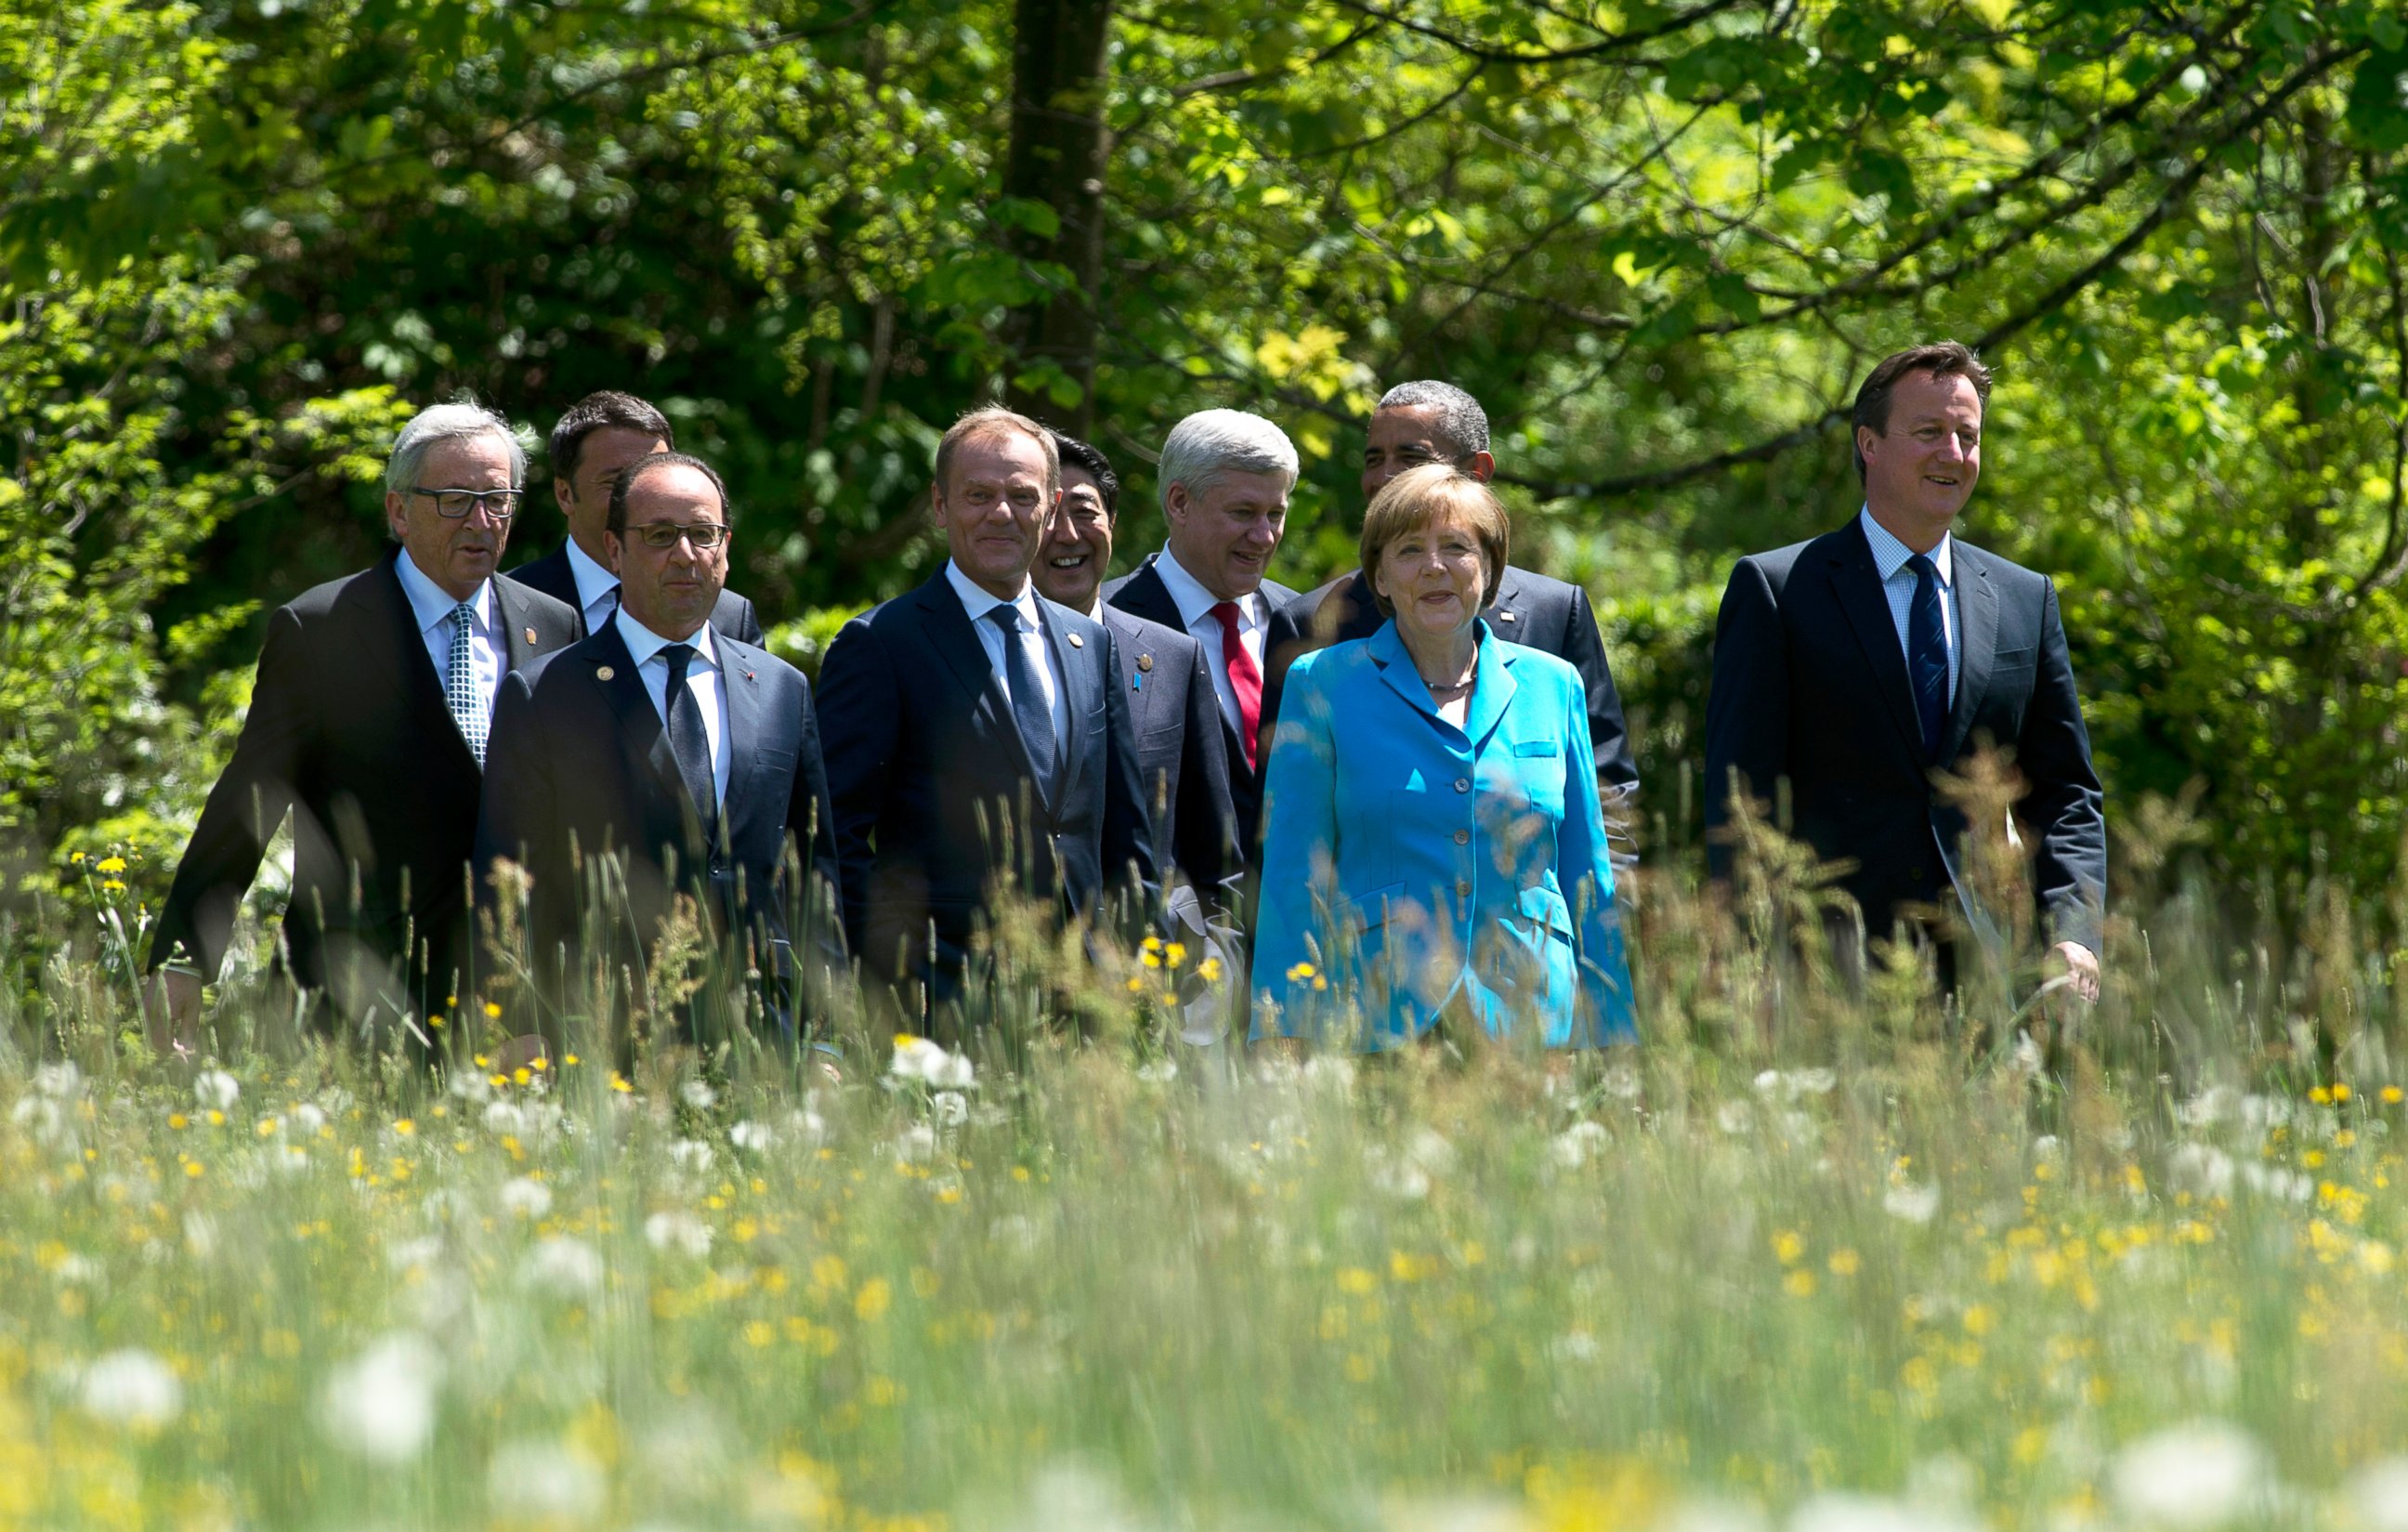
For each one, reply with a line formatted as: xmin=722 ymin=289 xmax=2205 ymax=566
xmin=7 ymin=792 xmax=2408 ymax=1531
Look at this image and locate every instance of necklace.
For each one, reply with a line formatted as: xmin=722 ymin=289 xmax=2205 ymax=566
xmin=1424 ymin=667 xmax=1476 ymax=700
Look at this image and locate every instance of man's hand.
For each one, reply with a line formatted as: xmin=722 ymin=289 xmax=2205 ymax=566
xmin=2051 ymin=940 xmax=2100 ymax=1004
xmin=142 ymin=969 xmax=203 ymax=1056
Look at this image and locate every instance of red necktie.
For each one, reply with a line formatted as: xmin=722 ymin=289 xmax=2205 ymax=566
xmin=1210 ymin=600 xmax=1263 ymax=772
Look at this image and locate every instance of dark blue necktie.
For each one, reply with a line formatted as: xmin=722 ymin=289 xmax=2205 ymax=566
xmin=661 ymin=643 xmax=719 ymax=847
xmin=1906 ymin=554 xmax=1949 ymax=759
xmin=988 ymin=606 xmax=1058 ymax=803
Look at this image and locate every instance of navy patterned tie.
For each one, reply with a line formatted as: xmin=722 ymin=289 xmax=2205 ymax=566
xmin=445 ymin=601 xmax=487 ymax=766
xmin=988 ymin=606 xmax=1057 ymax=803
xmin=1906 ymin=554 xmax=1949 ymax=760
xmin=661 ymin=643 xmax=718 ymax=845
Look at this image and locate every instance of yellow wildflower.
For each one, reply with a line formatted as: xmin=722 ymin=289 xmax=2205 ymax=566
xmin=96 ymin=856 xmax=126 ymax=874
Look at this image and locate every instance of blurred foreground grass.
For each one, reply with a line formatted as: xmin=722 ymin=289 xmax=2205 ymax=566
xmin=9 ymin=796 xmax=2408 ymax=1530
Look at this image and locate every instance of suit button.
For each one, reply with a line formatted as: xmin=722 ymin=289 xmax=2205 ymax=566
xmin=1454 ymin=778 xmax=1471 ymax=793
xmin=1453 ymin=829 xmax=1470 ymax=845
xmin=1909 ymin=866 xmax=1928 ymax=883
xmin=1455 ymin=879 xmax=1471 ymax=897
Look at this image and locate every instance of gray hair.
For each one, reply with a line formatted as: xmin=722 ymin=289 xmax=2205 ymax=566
xmin=384 ymin=400 xmax=527 ymax=499
xmin=1376 ymin=380 xmax=1489 ymax=458
xmin=1156 ymin=409 xmax=1300 ymax=512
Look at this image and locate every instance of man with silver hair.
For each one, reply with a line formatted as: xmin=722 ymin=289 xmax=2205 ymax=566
xmin=1286 ymin=379 xmax=1642 ymax=861
xmin=1104 ymin=408 xmax=1307 ymax=870
xmin=147 ymin=399 xmax=579 ymax=1050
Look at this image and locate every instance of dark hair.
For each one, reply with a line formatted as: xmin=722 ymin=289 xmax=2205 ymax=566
xmin=1376 ymin=380 xmax=1490 ymax=458
xmin=1851 ymin=343 xmax=1993 ymax=483
xmin=608 ymin=452 xmax=730 ymax=535
xmin=551 ymin=390 xmax=674 ymax=493
xmin=1048 ymin=430 xmax=1120 ymax=517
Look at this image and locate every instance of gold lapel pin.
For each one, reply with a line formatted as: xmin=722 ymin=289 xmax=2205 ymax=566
xmin=596 ymin=665 xmax=615 ymax=681
xmin=1136 ymin=653 xmax=1154 ymax=673
xmin=1067 ymin=632 xmax=1085 ymax=648
xmin=524 ymin=625 xmax=538 ymax=645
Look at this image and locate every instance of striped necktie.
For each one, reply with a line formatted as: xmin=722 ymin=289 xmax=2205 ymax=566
xmin=445 ymin=600 xmax=487 ymax=766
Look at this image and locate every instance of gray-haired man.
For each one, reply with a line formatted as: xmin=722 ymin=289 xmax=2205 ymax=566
xmin=1103 ymin=408 xmax=1306 ymax=866
xmin=147 ymin=401 xmax=580 ymax=1049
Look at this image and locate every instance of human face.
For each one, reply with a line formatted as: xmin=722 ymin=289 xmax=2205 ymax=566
xmin=1034 ymin=464 xmax=1113 ymax=611
xmin=1362 ymin=405 xmax=1495 ymax=504
xmin=603 ymin=465 xmax=729 ymax=640
xmin=384 ymin=433 xmax=517 ymax=602
xmin=1163 ymin=469 xmax=1289 ymax=602
xmin=1370 ymin=512 xmax=1487 ymax=646
xmin=1858 ymin=369 xmax=1983 ymax=552
xmin=935 ymin=430 xmax=1055 ymax=600
xmin=555 ymin=426 xmax=670 ymax=555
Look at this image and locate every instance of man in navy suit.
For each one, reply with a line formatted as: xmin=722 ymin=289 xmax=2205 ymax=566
xmin=1703 ymin=342 xmax=2106 ymax=997
xmin=148 ymin=403 xmax=580 ymax=1047
xmin=1102 ymin=409 xmax=1303 ymax=880
xmin=816 ymin=408 xmax=1158 ymax=1026
xmin=1280 ymin=380 xmax=1641 ymax=861
xmin=506 ymin=390 xmax=764 ymax=644
xmin=478 ymin=452 xmax=842 ymax=1041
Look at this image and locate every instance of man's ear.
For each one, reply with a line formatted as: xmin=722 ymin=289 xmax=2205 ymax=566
xmin=1855 ymin=425 xmax=1880 ymax=468
xmin=928 ymin=484 xmax=948 ymax=530
xmin=602 ymin=530 xmax=624 ymax=576
xmin=1163 ymin=481 xmax=1188 ymax=527
xmin=1467 ymin=451 xmax=1497 ymax=484
xmin=384 ymin=491 xmax=410 ymax=542
xmin=554 ymin=475 xmax=576 ymax=517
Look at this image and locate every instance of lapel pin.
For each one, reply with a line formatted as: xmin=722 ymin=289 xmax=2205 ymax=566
xmin=1498 ymin=611 xmax=1518 ymax=622
xmin=596 ymin=665 xmax=615 ymax=681
xmin=524 ymin=625 xmax=538 ymax=645
xmin=1137 ymin=653 xmax=1154 ymax=673
xmin=1067 ymin=632 xmax=1085 ymax=648
xmin=745 ymin=670 xmax=755 ymax=681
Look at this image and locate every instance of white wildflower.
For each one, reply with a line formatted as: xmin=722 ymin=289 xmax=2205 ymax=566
xmin=679 ymin=1079 xmax=718 ymax=1110
xmin=488 ymin=1440 xmax=607 ymax=1520
xmin=930 ymin=1091 xmax=969 ymax=1128
xmin=1788 ymin=1491 xmax=1978 ymax=1532
xmin=2110 ymin=1421 xmax=2266 ymax=1528
xmin=1715 ymin=1101 xmax=1754 ymax=1135
xmin=2239 ymin=1163 xmax=2313 ymax=1202
xmin=1883 ymin=1183 xmax=1941 ymax=1224
xmin=321 ymin=1332 xmax=442 ymax=1462
xmin=1599 ymin=1061 xmax=1644 ymax=1101
xmin=2168 ymin=1144 xmax=2235 ymax=1200
xmin=730 ymin=1120 xmax=776 ymax=1153
xmin=78 ymin=1349 xmax=182 ymax=1428
xmin=1135 ymin=1059 xmax=1179 ymax=1084
xmin=1656 ymin=1497 xmax=1773 ymax=1532
xmin=2350 ymin=1458 xmax=2408 ymax=1532
xmin=1548 ymin=1330 xmax=1601 ymax=1363
xmin=34 ymin=1060 xmax=83 ymax=1099
xmin=53 ymin=1253 xmax=102 ymax=1286
xmin=183 ymin=1212 xmax=217 ymax=1259
xmin=895 ymin=1124 xmax=938 ymax=1163
xmin=889 ymin=1037 xmax=948 ymax=1083
xmin=387 ymin=1236 xmax=444 ymax=1273
xmin=787 ymin=1107 xmax=828 ymax=1146
xmin=668 ymin=1138 xmax=714 ymax=1174
xmin=497 ymin=1177 xmax=553 ymax=1220
xmin=645 ymin=1211 xmax=712 ymax=1259
xmin=2032 ymin=1134 xmax=2064 ymax=1161
xmin=2177 ymin=1085 xmax=2238 ymax=1128
xmin=931 ymin=1049 xmax=975 ymax=1090
xmin=481 ymin=1100 xmax=525 ymax=1137
xmin=525 ymin=1237 xmax=605 ymax=1298
xmin=1551 ymin=1120 xmax=1609 ymax=1169
xmin=10 ymin=1095 xmax=72 ymax=1148
xmin=194 ymin=1068 xmax=240 ymax=1111
xmin=290 ymin=1103 xmax=328 ymax=1136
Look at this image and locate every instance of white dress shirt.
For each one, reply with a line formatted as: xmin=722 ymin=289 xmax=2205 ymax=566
xmin=1151 ymin=546 xmax=1266 ymax=736
xmin=395 ymin=549 xmax=503 ymax=722
xmin=565 ymin=537 xmax=622 ymax=635
xmin=614 ymin=609 xmax=731 ymax=808
xmin=945 ymin=561 xmax=1069 ymax=745
xmin=1860 ymin=506 xmax=1960 ymax=703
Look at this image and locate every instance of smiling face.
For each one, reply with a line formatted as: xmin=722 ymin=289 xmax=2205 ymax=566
xmin=1858 ymin=369 xmax=1983 ymax=551
xmin=556 ymin=426 xmax=670 ymax=556
xmin=604 ymin=464 xmax=729 ymax=640
xmin=1370 ymin=510 xmax=1488 ymax=647
xmin=935 ymin=427 xmax=1055 ymax=600
xmin=1034 ymin=463 xmax=1113 ymax=612
xmin=384 ymin=432 xmax=517 ymax=602
xmin=1163 ymin=468 xmax=1289 ymax=602
xmin=1361 ymin=405 xmax=1494 ymax=504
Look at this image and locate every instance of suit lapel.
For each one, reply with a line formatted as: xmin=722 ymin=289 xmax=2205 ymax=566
xmin=719 ymin=637 xmax=767 ymax=844
xmin=913 ymin=575 xmax=1042 ymax=789
xmin=1114 ymin=558 xmax=1184 ymax=631
xmin=365 ymin=553 xmax=478 ymax=775
xmin=1940 ymin=549 xmax=1998 ymax=766
xmin=582 ymin=622 xmax=687 ymax=813
xmin=1368 ymin=622 xmax=1440 ymax=721
xmin=1482 ymin=570 xmax=1525 ymax=640
xmin=492 ymin=577 xmax=543 ymax=674
xmin=1460 ymin=624 xmax=1519 ymax=748
xmin=1038 ymin=604 xmax=1090 ymax=815
xmin=1826 ymin=524 xmax=1927 ymax=764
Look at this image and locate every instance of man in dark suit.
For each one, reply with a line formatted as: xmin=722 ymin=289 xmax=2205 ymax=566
xmin=1703 ymin=342 xmax=2106 ymax=997
xmin=816 ymin=408 xmax=1158 ymax=1026
xmin=478 ymin=452 xmax=842 ymax=1040
xmin=506 ymin=390 xmax=764 ymax=643
xmin=147 ymin=403 xmax=579 ymax=1048
xmin=1102 ymin=409 xmax=1303 ymax=872
xmin=1281 ymin=381 xmax=1642 ymax=860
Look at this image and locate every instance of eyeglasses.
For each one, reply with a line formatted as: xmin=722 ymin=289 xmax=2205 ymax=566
xmin=409 ymin=487 xmax=522 ymax=520
xmin=627 ymin=520 xmax=731 ymax=550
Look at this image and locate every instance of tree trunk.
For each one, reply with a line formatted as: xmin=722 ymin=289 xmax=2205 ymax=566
xmin=999 ymin=0 xmax=1114 ymax=435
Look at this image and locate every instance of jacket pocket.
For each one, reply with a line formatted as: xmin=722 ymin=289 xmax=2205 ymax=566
xmin=1515 ymin=883 xmax=1574 ymax=942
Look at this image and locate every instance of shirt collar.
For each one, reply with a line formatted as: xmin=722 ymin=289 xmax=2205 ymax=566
xmin=1859 ymin=505 xmax=1953 ymax=588
xmin=1153 ymin=546 xmax=1260 ymax=630
xmin=395 ymin=548 xmax=491 ymax=635
xmin=564 ymin=537 xmax=620 ymax=609
xmin=945 ymin=559 xmax=1039 ymax=630
xmin=613 ymin=607 xmax=717 ymax=670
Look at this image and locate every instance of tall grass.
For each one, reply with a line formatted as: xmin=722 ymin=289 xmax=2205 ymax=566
xmin=4 ymin=770 xmax=2406 ymax=1530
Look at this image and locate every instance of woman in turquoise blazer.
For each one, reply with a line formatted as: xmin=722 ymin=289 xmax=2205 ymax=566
xmin=1252 ymin=465 xmax=1636 ymax=1050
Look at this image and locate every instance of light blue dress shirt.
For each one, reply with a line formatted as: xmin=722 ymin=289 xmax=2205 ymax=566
xmin=1151 ymin=545 xmax=1269 ymax=738
xmin=1859 ymin=506 xmax=1959 ymax=702
xmin=944 ymin=561 xmax=1069 ymax=747
xmin=613 ymin=609 xmax=731 ymax=808
xmin=394 ymin=549 xmax=501 ymax=721
xmin=564 ymin=537 xmax=622 ymax=636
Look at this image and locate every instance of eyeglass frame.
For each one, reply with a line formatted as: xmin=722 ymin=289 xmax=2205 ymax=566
xmin=621 ymin=519 xmax=732 ymax=551
xmin=407 ymin=486 xmax=524 ymax=520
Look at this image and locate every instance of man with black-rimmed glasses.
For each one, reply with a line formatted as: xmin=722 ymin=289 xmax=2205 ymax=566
xmin=147 ymin=401 xmax=579 ymax=1051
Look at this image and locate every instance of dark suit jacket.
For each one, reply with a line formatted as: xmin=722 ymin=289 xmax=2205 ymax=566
xmin=477 ymin=620 xmax=843 ymax=1028
xmin=815 ymin=570 xmax=1159 ymax=1006
xmin=1702 ymin=517 xmax=2106 ymax=954
xmin=1102 ymin=555 xmax=1300 ymax=859
xmin=507 ymin=543 xmax=765 ymax=644
xmin=150 ymin=552 xmax=579 ymax=1011
xmin=1284 ymin=564 xmax=1641 ymax=805
xmin=1097 ymin=606 xmax=1239 ymax=903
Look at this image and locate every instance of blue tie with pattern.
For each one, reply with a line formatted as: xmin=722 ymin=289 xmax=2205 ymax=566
xmin=661 ymin=643 xmax=718 ymax=846
xmin=988 ymin=605 xmax=1057 ymax=803
xmin=445 ymin=601 xmax=487 ymax=766
xmin=1906 ymin=553 xmax=1948 ymax=760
